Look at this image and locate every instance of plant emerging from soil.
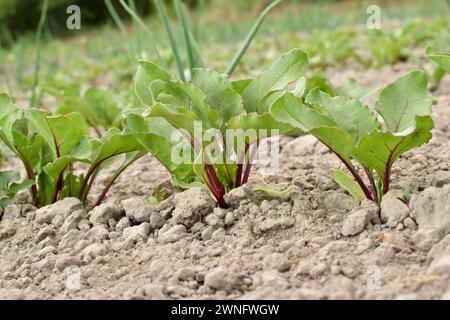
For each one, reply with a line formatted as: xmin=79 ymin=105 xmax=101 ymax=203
xmin=0 ymin=94 xmax=146 ymax=208
xmin=271 ymin=64 xmax=435 ymax=205
xmin=125 ymin=49 xmax=308 ymax=208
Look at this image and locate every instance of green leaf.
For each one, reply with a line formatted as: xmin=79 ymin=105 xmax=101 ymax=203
xmin=270 ymin=92 xmax=335 ymax=131
xmin=0 ymin=94 xmax=24 ymax=152
xmin=151 ymin=79 xmax=222 ymax=130
xmin=191 ymin=68 xmax=243 ymax=124
xmin=227 ymin=113 xmax=294 ymax=144
xmin=135 ymin=61 xmax=172 ymax=106
xmin=90 ymin=128 xmax=143 ymax=168
xmin=59 ymin=172 xmax=82 ymax=199
xmin=37 ymin=171 xmax=54 ymax=205
xmin=231 ymin=78 xmax=252 ymax=95
xmin=335 ymin=79 xmax=379 ymax=103
xmin=307 ymin=88 xmax=380 ymax=142
xmin=375 ymin=71 xmax=433 ymax=133
xmin=84 ymin=88 xmax=122 ymax=128
xmin=252 ymin=185 xmax=291 ymax=197
xmin=309 ymin=126 xmax=355 ymax=164
xmin=146 ymin=102 xmax=198 ymax=136
xmin=242 ymin=49 xmax=309 ymax=113
xmin=333 ymin=169 xmax=365 ymax=202
xmin=0 ymin=170 xmax=33 ymax=208
xmin=43 ymin=155 xmax=86 ymax=179
xmin=26 ymin=110 xmax=89 ymax=158
xmin=353 ymin=115 xmax=434 ymax=182
xmin=304 ymin=72 xmax=334 ymax=96
xmin=426 ymin=48 xmax=450 ymax=73
xmin=124 ymin=114 xmax=195 ymax=182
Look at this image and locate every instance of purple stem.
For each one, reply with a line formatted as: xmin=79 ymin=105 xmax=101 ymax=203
xmin=242 ymin=140 xmax=259 ymax=185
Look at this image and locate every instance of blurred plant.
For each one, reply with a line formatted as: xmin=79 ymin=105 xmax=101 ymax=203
xmin=42 ymin=83 xmax=127 ymax=136
xmin=0 ymin=171 xmax=33 ymax=208
xmin=0 ymin=93 xmax=146 ymax=208
xmin=288 ymin=29 xmax=364 ymax=68
xmin=122 ymin=0 xmax=283 ymax=81
xmin=426 ymin=48 xmax=450 ymax=73
xmin=30 ymin=0 xmax=48 ymax=108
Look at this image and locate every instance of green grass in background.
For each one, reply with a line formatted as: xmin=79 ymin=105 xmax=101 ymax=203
xmin=0 ymin=0 xmax=449 ymax=101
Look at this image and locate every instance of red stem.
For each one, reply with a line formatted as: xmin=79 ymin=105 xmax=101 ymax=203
xmin=364 ymin=167 xmax=378 ymax=204
xmin=236 ymin=143 xmax=249 ymax=187
xmin=335 ymin=153 xmax=373 ymax=202
xmin=204 ymin=163 xmax=228 ymax=208
xmin=15 ymin=149 xmax=39 ymax=207
xmin=23 ymin=160 xmax=39 ymax=207
xmin=383 ymin=165 xmax=392 ymax=195
xmin=242 ymin=140 xmax=259 ymax=185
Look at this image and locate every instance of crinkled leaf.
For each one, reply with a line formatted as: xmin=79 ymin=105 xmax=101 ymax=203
xmin=26 ymin=110 xmax=89 ymax=158
xmin=191 ymin=68 xmax=243 ymax=124
xmin=307 ymin=88 xmax=380 ymax=142
xmin=135 ymin=61 xmax=172 ymax=105
xmin=242 ymin=49 xmax=309 ymax=112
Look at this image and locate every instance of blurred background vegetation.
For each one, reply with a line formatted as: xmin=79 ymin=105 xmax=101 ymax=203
xmin=0 ymin=0 xmax=449 ymax=105
xmin=1 ymin=0 xmax=448 ymax=45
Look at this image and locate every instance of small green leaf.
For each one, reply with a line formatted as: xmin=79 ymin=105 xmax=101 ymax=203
xmin=333 ymin=169 xmax=365 ymax=202
xmin=231 ymin=78 xmax=252 ymax=95
xmin=252 ymin=185 xmax=291 ymax=197
xmin=135 ymin=61 xmax=172 ymax=105
xmin=146 ymin=102 xmax=198 ymax=136
xmin=426 ymin=47 xmax=450 ymax=73
xmin=304 ymin=72 xmax=334 ymax=96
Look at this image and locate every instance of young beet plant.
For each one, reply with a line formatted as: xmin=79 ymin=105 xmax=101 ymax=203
xmin=124 ymin=49 xmax=308 ymax=208
xmin=270 ymin=67 xmax=434 ymax=205
xmin=0 ymin=94 xmax=146 ymax=208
